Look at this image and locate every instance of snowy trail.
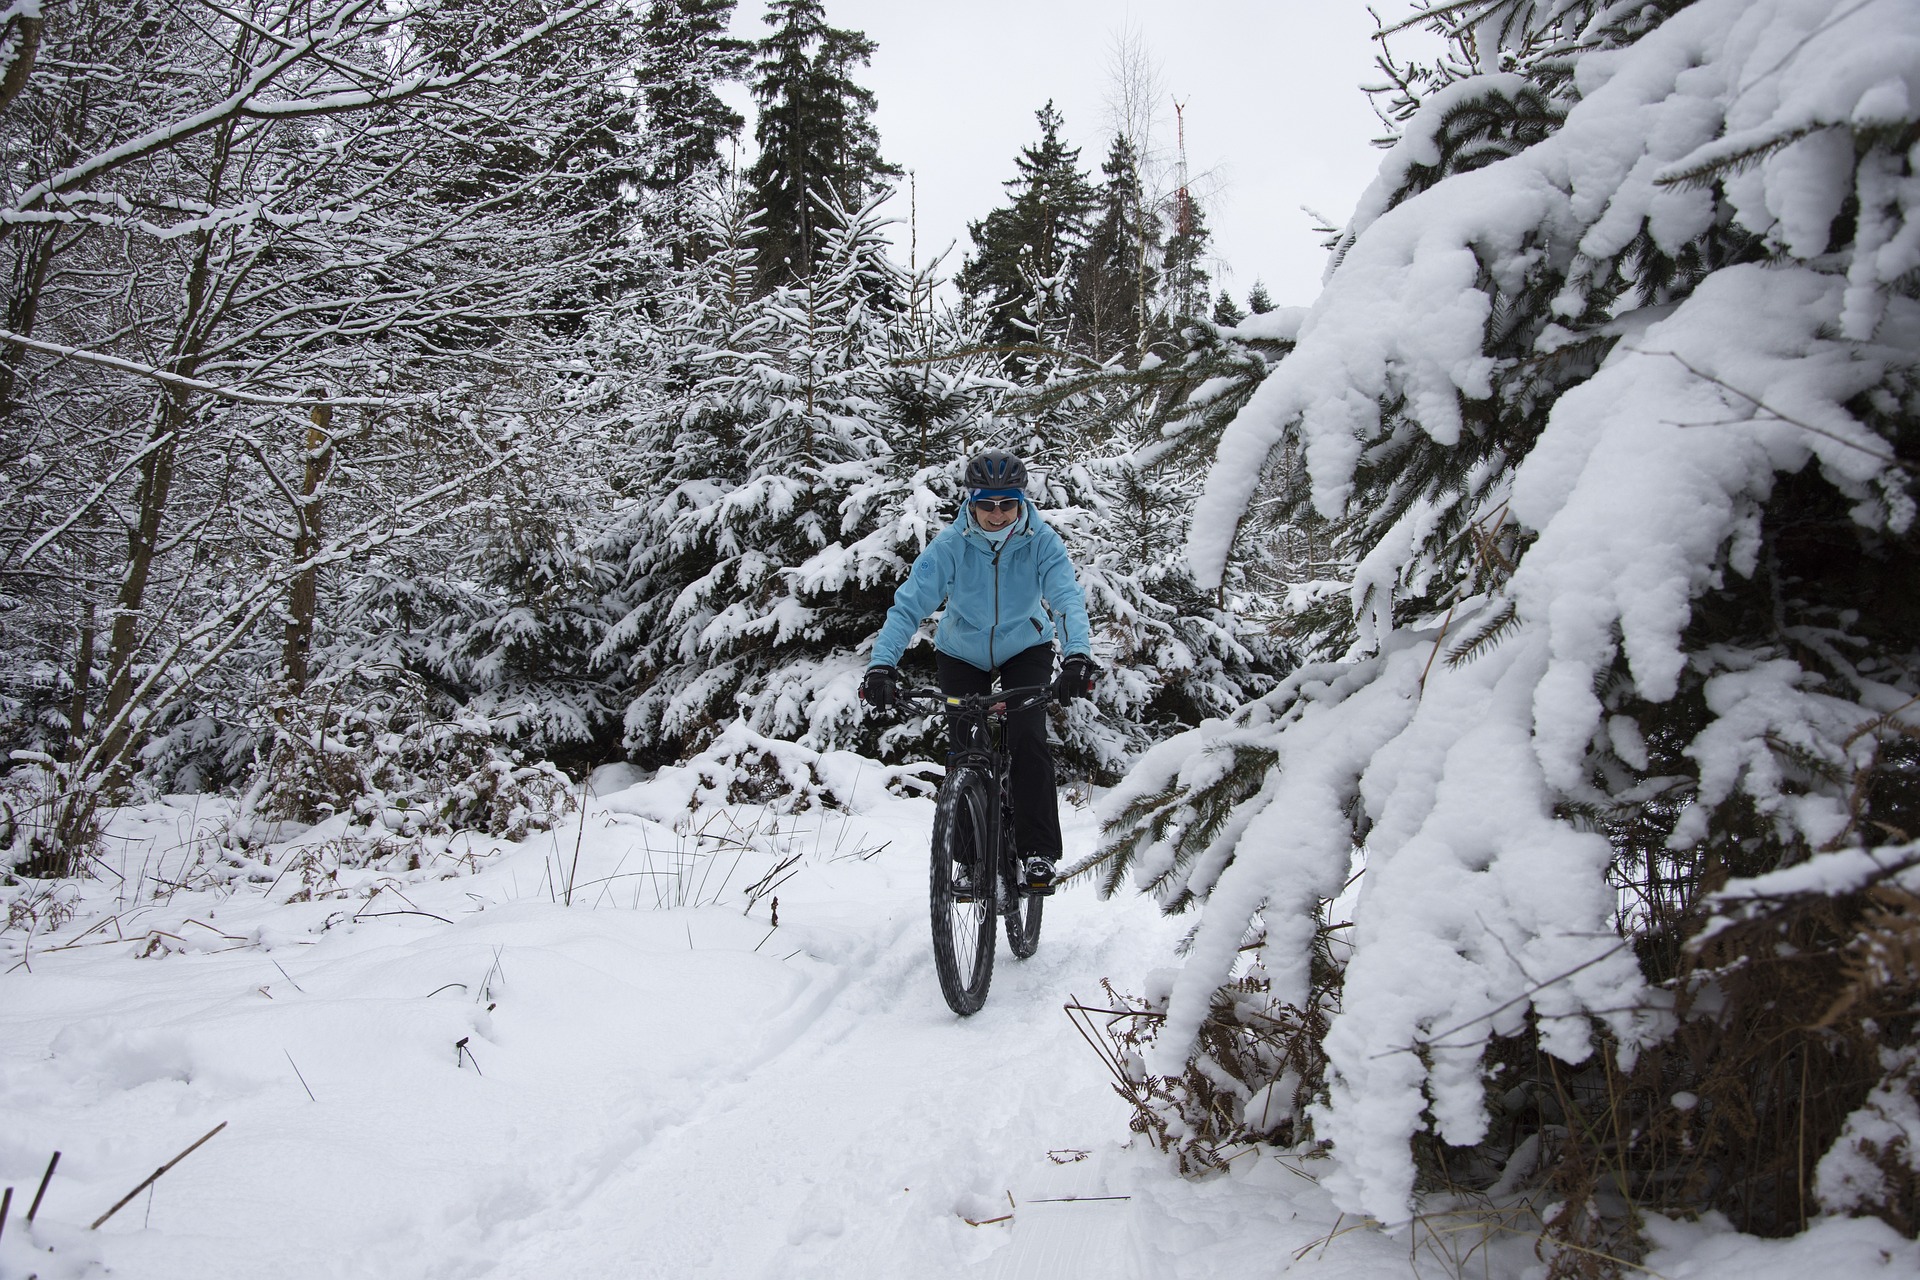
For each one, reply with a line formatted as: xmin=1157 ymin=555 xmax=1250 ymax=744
xmin=469 ymin=864 xmax=1169 ymax=1279
xmin=2 ymin=787 xmax=1413 ymax=1279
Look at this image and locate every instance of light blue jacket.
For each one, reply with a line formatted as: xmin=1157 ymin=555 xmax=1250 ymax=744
xmin=870 ymin=501 xmax=1092 ymax=672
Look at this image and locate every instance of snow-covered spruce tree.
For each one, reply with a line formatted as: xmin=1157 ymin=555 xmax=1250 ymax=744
xmin=633 ymin=0 xmax=752 ymax=273
xmin=587 ymin=176 xmax=761 ymax=764
xmin=1160 ymin=186 xmax=1212 ymax=332
xmin=1005 ymin=304 xmax=1299 ymax=784
xmin=1071 ymin=133 xmax=1161 ymax=368
xmin=744 ymin=0 xmax=898 ymax=289
xmin=940 ymin=104 xmax=1291 ymax=780
xmin=637 ymin=3 xmax=750 ymax=202
xmin=1096 ymin=0 xmax=1920 ymax=1253
xmin=594 ymin=193 xmax=999 ymax=773
xmin=955 ymin=101 xmax=1097 ymax=375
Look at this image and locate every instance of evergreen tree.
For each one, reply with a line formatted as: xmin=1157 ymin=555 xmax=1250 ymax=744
xmin=1098 ymin=0 xmax=1920 ymax=1254
xmin=955 ymin=102 xmax=1096 ymax=376
xmin=745 ymin=0 xmax=899 ymax=288
xmin=1244 ymin=279 xmax=1276 ymax=314
xmin=1071 ymin=134 xmax=1160 ymax=367
xmin=1210 ymin=290 xmax=1246 ymax=328
xmin=1159 ymin=189 xmax=1212 ymax=328
xmin=1009 ymin=306 xmax=1297 ymax=779
xmin=590 ymin=177 xmax=761 ymax=735
xmin=638 ymin=0 xmax=750 ymax=191
xmin=635 ymin=0 xmax=752 ymax=262
xmin=594 ymin=193 xmax=977 ymax=760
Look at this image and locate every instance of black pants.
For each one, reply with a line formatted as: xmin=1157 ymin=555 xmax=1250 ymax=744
xmin=935 ymin=642 xmax=1061 ymax=860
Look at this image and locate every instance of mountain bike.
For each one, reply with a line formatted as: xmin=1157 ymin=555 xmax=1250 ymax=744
xmin=900 ymin=684 xmax=1052 ymax=1015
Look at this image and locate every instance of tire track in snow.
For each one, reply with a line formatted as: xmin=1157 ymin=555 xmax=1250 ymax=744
xmin=464 ymin=828 xmax=1183 ymax=1279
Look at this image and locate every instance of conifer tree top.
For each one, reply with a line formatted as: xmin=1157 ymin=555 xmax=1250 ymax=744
xmin=956 ymin=101 xmax=1096 ymax=373
xmin=745 ymin=0 xmax=898 ymax=289
xmin=638 ymin=0 xmax=752 ymax=194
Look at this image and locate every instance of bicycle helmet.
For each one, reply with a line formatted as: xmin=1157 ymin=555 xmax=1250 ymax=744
xmin=964 ymin=448 xmax=1028 ymax=493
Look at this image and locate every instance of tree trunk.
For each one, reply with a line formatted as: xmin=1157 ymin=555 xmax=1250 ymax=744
xmin=63 ymin=604 xmax=94 ymax=763
xmin=0 ymin=10 xmax=42 ymax=117
xmin=92 ymin=390 xmax=184 ymax=780
xmin=282 ymin=399 xmax=334 ymax=695
xmin=0 ymin=225 xmax=55 ymax=412
xmin=86 ymin=97 xmax=234 ymax=788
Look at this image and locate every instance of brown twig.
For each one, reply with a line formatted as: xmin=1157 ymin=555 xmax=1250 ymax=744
xmin=352 ymin=908 xmax=454 ymax=924
xmin=284 ymin=1050 xmax=316 ymax=1102
xmin=1646 ymin=348 xmax=1902 ymax=466
xmin=563 ymin=794 xmax=588 ymax=906
xmin=1026 ymin=1195 xmax=1132 ymax=1204
xmin=1372 ymin=940 xmax=1631 ymax=1057
xmin=1418 ymin=604 xmax=1458 ymax=694
xmin=90 ymin=1122 xmax=227 ymax=1229
xmin=27 ymin=1150 xmax=59 ymax=1223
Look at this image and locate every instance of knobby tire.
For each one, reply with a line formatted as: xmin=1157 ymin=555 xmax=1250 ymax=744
xmin=930 ymin=768 xmax=995 ymax=1015
xmin=1001 ymin=801 xmax=1043 ymax=959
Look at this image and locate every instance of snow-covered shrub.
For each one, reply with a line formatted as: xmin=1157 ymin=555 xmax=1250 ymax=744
xmin=624 ymin=718 xmax=940 ymax=823
xmin=1099 ymin=0 xmax=1920 ymax=1256
xmin=0 ymin=759 xmax=94 ymax=877
xmin=240 ymin=679 xmax=573 ymax=846
xmin=2 ymin=876 xmax=79 ymax=934
xmin=1077 ymin=921 xmax=1343 ymax=1175
xmin=1818 ymin=1042 xmax=1920 ymax=1235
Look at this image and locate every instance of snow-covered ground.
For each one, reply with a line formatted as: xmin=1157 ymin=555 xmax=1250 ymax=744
xmin=3 ymin=766 xmax=1914 ymax=1279
xmin=0 ymin=768 xmax=1395 ymax=1280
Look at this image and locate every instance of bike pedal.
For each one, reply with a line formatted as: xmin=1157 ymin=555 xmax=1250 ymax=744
xmin=1021 ymin=856 xmax=1058 ymax=896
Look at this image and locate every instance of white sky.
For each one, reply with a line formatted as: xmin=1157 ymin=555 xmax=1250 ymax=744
xmin=722 ymin=2 xmax=1420 ymax=309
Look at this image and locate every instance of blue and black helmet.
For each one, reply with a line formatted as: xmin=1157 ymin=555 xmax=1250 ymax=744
xmin=964 ymin=448 xmax=1028 ymax=493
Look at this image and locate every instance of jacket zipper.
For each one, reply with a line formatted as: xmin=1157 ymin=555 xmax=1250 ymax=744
xmin=989 ymin=539 xmax=1004 ymax=671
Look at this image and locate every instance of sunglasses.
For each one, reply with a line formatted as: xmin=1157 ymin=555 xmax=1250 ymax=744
xmin=972 ymin=497 xmax=1021 ymax=514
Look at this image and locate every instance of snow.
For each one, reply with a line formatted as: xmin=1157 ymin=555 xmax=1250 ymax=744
xmin=6 ymin=782 xmax=1906 ymax=1276
xmin=1223 ymin=307 xmax=1309 ymax=344
xmin=1710 ymin=842 xmax=1920 ymax=907
xmin=1335 ymin=72 xmax=1538 ymax=261
xmin=1815 ymin=1044 xmax=1920 ymax=1217
xmin=1642 ymin=1211 xmax=1920 ymax=1279
xmin=3 ymin=783 xmax=1428 ymax=1280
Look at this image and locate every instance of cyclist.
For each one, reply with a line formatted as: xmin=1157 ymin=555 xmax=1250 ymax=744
xmin=860 ymin=449 xmax=1097 ymax=896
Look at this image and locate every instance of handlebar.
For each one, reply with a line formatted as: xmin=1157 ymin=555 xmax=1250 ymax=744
xmin=897 ymin=683 xmax=1054 ymax=717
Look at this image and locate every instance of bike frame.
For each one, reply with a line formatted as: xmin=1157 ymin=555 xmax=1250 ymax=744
xmin=902 ymin=683 xmax=1052 ymax=909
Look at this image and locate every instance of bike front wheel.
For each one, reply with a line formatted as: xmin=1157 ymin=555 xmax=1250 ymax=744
xmin=930 ymin=768 xmax=996 ymax=1015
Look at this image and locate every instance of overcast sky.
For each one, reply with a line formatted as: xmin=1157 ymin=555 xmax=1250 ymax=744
xmin=722 ymin=2 xmax=1423 ymax=309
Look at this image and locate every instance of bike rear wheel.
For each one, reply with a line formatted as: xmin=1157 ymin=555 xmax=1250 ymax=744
xmin=930 ymin=769 xmax=996 ymax=1014
xmin=1001 ymin=804 xmax=1043 ymax=959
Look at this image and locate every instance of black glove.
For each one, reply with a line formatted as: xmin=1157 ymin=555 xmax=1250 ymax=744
xmin=1053 ymin=654 xmax=1096 ymax=702
xmin=861 ymin=664 xmax=899 ymax=711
